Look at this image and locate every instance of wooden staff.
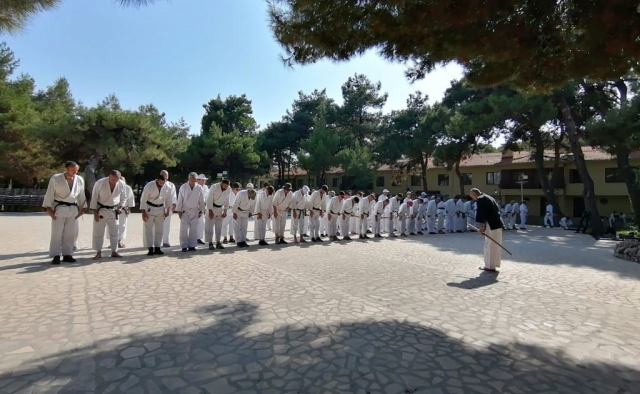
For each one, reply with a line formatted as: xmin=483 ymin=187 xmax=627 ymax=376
xmin=467 ymin=223 xmax=513 ymax=256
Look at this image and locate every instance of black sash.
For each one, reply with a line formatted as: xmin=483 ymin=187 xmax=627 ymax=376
xmin=212 ymin=203 xmax=223 ymax=208
xmin=147 ymin=201 xmax=163 ymax=208
xmin=98 ymin=202 xmax=119 ymax=220
xmin=54 ymin=200 xmax=78 ymax=211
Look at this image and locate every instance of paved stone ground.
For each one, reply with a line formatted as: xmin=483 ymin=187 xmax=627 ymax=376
xmin=1 ymin=213 xmax=640 ymax=394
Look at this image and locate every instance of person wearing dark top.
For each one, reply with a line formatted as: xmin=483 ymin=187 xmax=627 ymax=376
xmin=470 ymin=188 xmax=505 ymax=272
xmin=575 ymin=209 xmax=590 ymax=234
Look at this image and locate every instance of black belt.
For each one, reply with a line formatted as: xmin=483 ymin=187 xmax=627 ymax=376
xmin=330 ymin=211 xmax=339 ymax=215
xmin=238 ymin=207 xmax=246 ymax=212
xmin=212 ymin=203 xmax=223 ymax=208
xmin=54 ymin=200 xmax=78 ymax=210
xmin=296 ymin=209 xmax=306 ymax=217
xmin=344 ymin=211 xmax=352 ymax=215
xmin=98 ymin=202 xmax=119 ymax=220
xmin=313 ymin=207 xmax=321 ymax=211
xmin=147 ymin=201 xmax=163 ymax=208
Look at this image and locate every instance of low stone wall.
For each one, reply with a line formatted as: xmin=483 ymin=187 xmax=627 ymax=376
xmin=614 ymin=239 xmax=640 ymax=263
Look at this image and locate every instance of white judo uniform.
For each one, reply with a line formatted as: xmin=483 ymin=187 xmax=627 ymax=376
xmin=205 ymin=182 xmax=231 ymax=246
xmin=232 ymin=190 xmax=256 ymax=244
xmin=118 ymin=183 xmax=136 ymax=243
xmin=272 ymin=188 xmax=294 ymax=239
xmin=254 ymin=190 xmax=274 ymax=241
xmin=162 ymin=180 xmax=177 ymax=245
xmin=90 ymin=178 xmax=127 ymax=253
xmin=140 ymin=180 xmax=172 ymax=248
xmin=43 ymin=173 xmax=86 ymax=257
xmin=176 ymin=183 xmax=205 ymax=248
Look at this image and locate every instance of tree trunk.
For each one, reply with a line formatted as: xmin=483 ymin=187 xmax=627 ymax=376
xmin=558 ymin=96 xmax=604 ymax=235
xmin=616 ymin=148 xmax=640 ymax=226
xmin=84 ymin=154 xmax=101 ymax=203
xmin=531 ymin=129 xmax=564 ymax=217
xmin=420 ymin=156 xmax=428 ymax=192
xmin=454 ymin=159 xmax=464 ymax=196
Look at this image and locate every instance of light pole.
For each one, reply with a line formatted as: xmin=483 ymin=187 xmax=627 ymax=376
xmin=516 ymin=174 xmax=528 ymax=202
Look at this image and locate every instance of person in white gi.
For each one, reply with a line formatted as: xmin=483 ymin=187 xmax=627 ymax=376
xmin=445 ymin=197 xmax=457 ymax=233
xmin=470 ymin=188 xmax=505 ymax=272
xmin=465 ymin=198 xmax=475 ymax=230
xmin=388 ymin=194 xmax=403 ymax=237
xmin=409 ymin=199 xmax=420 ymax=235
xmin=436 ymin=197 xmax=446 ymax=234
xmin=426 ymin=196 xmax=437 ymax=234
xmin=195 ymin=174 xmax=209 ymax=244
xmin=308 ymin=185 xmax=328 ymax=242
xmin=327 ymin=191 xmax=345 ymax=241
xmin=509 ymin=200 xmax=519 ymax=230
xmin=319 ymin=190 xmax=333 ymax=238
xmin=90 ymin=170 xmax=127 ymax=260
xmin=544 ymin=203 xmax=554 ymax=227
xmin=303 ymin=189 xmax=312 ymax=237
xmin=232 ymin=188 xmax=257 ymax=247
xmin=378 ymin=189 xmax=391 ymax=233
xmin=373 ymin=197 xmax=390 ymax=237
xmin=358 ymin=194 xmax=375 ymax=239
xmin=519 ymin=200 xmax=528 ymax=230
xmin=254 ymin=186 xmax=275 ymax=245
xmin=43 ymin=161 xmax=87 ymax=265
xmin=396 ymin=199 xmax=410 ymax=236
xmin=560 ymin=216 xmax=573 ymax=230
xmin=290 ymin=185 xmax=310 ymax=243
xmin=140 ymin=174 xmax=172 ymax=256
xmin=340 ymin=196 xmax=360 ymax=240
xmin=272 ymin=183 xmax=294 ymax=244
xmin=176 ymin=172 xmax=205 ymax=251
xmin=503 ymin=201 xmax=513 ymax=230
xmin=415 ymin=198 xmax=427 ymax=234
xmin=222 ymin=183 xmax=241 ymax=243
xmin=455 ymin=196 xmax=466 ymax=232
xmin=117 ymin=176 xmax=136 ymax=248
xmin=205 ymin=179 xmax=231 ymax=250
xmin=160 ymin=170 xmax=177 ymax=247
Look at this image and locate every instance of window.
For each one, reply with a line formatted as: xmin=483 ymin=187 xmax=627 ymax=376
xmin=486 ymin=171 xmax=501 ymax=185
xmin=411 ymin=175 xmax=421 ymax=187
xmin=438 ymin=174 xmax=449 ymax=186
xmin=605 ymin=168 xmax=623 ymax=183
xmin=376 ymin=176 xmax=385 ymax=187
xmin=332 ymin=178 xmax=338 ymax=187
xmin=462 ymin=173 xmax=473 ymax=185
xmin=569 ymin=169 xmax=582 ymax=183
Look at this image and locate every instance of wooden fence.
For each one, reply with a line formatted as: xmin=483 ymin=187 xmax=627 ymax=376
xmin=0 ymin=188 xmax=46 ymax=212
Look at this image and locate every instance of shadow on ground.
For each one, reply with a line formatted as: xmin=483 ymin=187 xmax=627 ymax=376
xmin=0 ymin=301 xmax=637 ymax=393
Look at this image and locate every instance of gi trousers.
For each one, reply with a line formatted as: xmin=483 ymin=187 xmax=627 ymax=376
xmin=50 ymin=214 xmax=77 ymax=257
xmin=93 ymin=210 xmax=118 ymax=253
xmin=328 ymin=214 xmax=339 ymax=237
xmin=144 ymin=214 xmax=165 ymax=247
xmin=374 ymin=216 xmax=382 ymax=235
xmin=118 ymin=212 xmax=129 ymax=241
xmin=446 ymin=214 xmax=455 ymax=232
xmin=437 ymin=214 xmax=445 ymax=232
xmin=222 ymin=210 xmax=235 ymax=238
xmin=519 ymin=213 xmax=527 ymax=229
xmin=544 ymin=214 xmax=553 ymax=227
xmin=162 ymin=211 xmax=173 ymax=244
xmin=360 ymin=215 xmax=369 ymax=235
xmin=387 ymin=213 xmax=396 ymax=235
xmin=484 ymin=225 xmax=503 ymax=270
xmin=309 ymin=213 xmax=321 ymax=238
xmin=180 ymin=208 xmax=199 ymax=248
xmin=255 ymin=214 xmax=269 ymax=240
xmin=204 ymin=209 xmax=225 ymax=244
xmin=509 ymin=214 xmax=517 ymax=229
xmin=341 ymin=215 xmax=351 ymax=236
xmin=427 ymin=216 xmax=436 ymax=233
xmin=197 ymin=215 xmax=205 ymax=240
xmin=292 ymin=210 xmax=306 ymax=237
xmin=234 ymin=216 xmax=249 ymax=243
xmin=274 ymin=211 xmax=287 ymax=238
xmin=399 ymin=215 xmax=408 ymax=235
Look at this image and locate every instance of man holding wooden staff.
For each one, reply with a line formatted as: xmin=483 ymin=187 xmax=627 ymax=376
xmin=469 ymin=188 xmax=505 ymax=272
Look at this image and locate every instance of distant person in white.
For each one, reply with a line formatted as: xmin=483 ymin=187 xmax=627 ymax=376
xmin=140 ymin=174 xmax=172 ymax=255
xmin=90 ymin=170 xmax=127 ymax=260
xmin=160 ymin=170 xmax=177 ymax=247
xmin=176 ymin=172 xmax=205 ymax=251
xmin=117 ymin=176 xmax=135 ymax=248
xmin=42 ymin=161 xmax=86 ymax=265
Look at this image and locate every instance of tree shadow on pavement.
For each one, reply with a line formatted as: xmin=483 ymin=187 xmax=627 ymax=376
xmin=0 ymin=301 xmax=637 ymax=394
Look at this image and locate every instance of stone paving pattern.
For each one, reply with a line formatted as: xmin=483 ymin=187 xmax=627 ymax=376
xmin=1 ymin=213 xmax=640 ymax=394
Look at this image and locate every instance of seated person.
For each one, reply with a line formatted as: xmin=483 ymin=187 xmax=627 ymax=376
xmin=559 ymin=216 xmax=573 ymax=230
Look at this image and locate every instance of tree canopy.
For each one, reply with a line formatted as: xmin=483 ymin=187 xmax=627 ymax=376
xmin=268 ymin=0 xmax=640 ymax=93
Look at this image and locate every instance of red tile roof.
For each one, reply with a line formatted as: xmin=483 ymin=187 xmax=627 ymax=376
xmin=264 ymin=147 xmax=638 ymax=177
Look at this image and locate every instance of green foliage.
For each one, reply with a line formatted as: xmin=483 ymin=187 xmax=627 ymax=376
xmin=297 ymin=114 xmax=341 ymax=185
xmin=337 ymin=74 xmax=387 ymax=145
xmin=269 ymin=0 xmax=640 ymax=93
xmin=336 ymin=142 xmax=376 ymax=191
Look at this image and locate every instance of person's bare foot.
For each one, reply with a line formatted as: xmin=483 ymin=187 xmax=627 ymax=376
xmin=111 ymin=252 xmax=123 ymax=258
xmin=92 ymin=252 xmax=102 ymax=260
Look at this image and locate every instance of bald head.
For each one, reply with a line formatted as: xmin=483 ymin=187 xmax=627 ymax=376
xmin=160 ymin=170 xmax=169 ymax=180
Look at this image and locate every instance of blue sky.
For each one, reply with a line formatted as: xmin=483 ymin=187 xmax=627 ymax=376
xmin=4 ymin=0 xmax=463 ymax=133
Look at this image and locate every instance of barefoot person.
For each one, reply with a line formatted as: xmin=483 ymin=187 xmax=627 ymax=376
xmin=90 ymin=170 xmax=127 ymax=260
xmin=470 ymin=188 xmax=505 ymax=272
xmin=42 ymin=161 xmax=86 ymax=265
